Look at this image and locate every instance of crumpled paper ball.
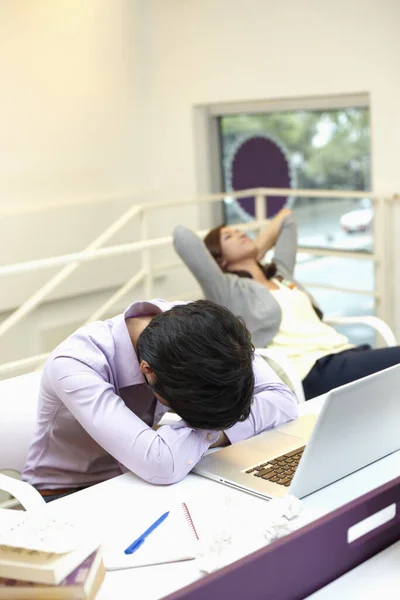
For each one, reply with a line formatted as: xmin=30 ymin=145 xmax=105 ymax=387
xmin=196 ymin=495 xmax=301 ymax=574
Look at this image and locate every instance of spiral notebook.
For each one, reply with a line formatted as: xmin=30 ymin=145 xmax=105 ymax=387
xmin=102 ymin=502 xmax=199 ymax=571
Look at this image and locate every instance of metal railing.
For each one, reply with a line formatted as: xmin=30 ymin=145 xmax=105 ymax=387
xmin=0 ymin=187 xmax=393 ymax=378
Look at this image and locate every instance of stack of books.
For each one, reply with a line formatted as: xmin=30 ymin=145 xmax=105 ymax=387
xmin=0 ymin=510 xmax=104 ymax=599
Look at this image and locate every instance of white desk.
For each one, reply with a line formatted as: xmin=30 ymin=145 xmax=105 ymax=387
xmin=49 ymin=396 xmax=400 ymax=600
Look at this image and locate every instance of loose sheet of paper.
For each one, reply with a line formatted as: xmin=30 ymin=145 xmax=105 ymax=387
xmin=0 ymin=510 xmax=93 ymax=554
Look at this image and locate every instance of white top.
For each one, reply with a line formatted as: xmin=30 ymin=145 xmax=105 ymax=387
xmin=268 ymin=280 xmax=353 ymax=379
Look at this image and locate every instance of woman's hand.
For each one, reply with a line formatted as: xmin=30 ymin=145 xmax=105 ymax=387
xmin=275 ymin=208 xmax=292 ymax=220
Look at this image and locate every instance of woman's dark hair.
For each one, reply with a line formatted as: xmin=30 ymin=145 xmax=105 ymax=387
xmin=204 ymin=226 xmax=323 ymax=321
xmin=137 ymin=300 xmax=255 ymax=430
xmin=204 ymin=225 xmax=277 ymax=280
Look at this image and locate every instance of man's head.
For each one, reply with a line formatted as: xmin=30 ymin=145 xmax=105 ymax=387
xmin=137 ymin=300 xmax=255 ymax=430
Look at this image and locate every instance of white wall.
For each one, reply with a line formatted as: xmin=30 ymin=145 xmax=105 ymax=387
xmin=0 ymin=0 xmax=152 ymax=309
xmin=0 ymin=0 xmax=200 ymax=370
xmin=0 ymin=0 xmax=146 ymax=208
xmin=143 ymin=0 xmax=400 ymax=195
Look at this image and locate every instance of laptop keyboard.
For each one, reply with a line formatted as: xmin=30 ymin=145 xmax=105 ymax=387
xmin=245 ymin=446 xmax=305 ymax=487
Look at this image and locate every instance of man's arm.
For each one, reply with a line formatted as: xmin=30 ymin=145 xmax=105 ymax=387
xmin=50 ymin=357 xmax=221 ymax=485
xmin=50 ymin=353 xmax=296 ymax=486
xmin=223 ymin=353 xmax=298 ymax=444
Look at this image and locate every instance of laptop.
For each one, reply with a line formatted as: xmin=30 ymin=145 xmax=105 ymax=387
xmin=193 ymin=363 xmax=400 ymax=500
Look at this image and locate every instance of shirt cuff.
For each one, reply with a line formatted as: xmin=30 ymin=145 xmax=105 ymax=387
xmin=201 ymin=430 xmax=220 ymax=445
xmin=170 ymin=420 xmax=220 ymax=446
xmin=224 ymin=418 xmax=255 ymax=445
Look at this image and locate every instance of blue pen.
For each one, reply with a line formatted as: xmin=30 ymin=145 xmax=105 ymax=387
xmin=124 ymin=511 xmax=170 ymax=555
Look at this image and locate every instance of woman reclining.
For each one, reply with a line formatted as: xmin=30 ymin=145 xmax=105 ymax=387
xmin=173 ymin=209 xmax=400 ymax=399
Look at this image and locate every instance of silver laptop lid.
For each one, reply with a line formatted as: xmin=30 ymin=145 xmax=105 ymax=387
xmin=290 ymin=363 xmax=400 ymax=498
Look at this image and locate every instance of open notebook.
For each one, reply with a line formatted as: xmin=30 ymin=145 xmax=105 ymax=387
xmin=102 ymin=502 xmax=199 ymax=571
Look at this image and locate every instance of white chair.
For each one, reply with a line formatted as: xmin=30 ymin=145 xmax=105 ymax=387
xmin=0 ymin=473 xmax=45 ymax=511
xmin=257 ymin=315 xmax=398 ymax=404
xmin=323 ymin=316 xmax=397 ymax=346
xmin=0 ymin=371 xmax=42 ymax=508
xmin=256 ymin=346 xmax=307 ymax=403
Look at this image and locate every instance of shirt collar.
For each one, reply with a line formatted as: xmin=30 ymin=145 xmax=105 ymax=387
xmin=111 ymin=298 xmax=187 ymax=388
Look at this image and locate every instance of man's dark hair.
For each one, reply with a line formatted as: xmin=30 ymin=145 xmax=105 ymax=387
xmin=137 ymin=300 xmax=255 ymax=430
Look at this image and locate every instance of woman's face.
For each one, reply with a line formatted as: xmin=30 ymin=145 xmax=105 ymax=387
xmin=219 ymin=227 xmax=257 ymax=267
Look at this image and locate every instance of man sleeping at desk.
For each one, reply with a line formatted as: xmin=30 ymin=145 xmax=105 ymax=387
xmin=22 ymin=299 xmax=297 ymax=501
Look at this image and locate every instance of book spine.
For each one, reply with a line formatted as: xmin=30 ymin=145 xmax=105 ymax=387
xmin=182 ymin=503 xmax=199 ymax=540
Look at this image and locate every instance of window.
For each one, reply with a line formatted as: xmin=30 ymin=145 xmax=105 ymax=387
xmin=218 ymin=107 xmax=374 ymax=345
xmin=219 ymin=108 xmax=371 ymax=252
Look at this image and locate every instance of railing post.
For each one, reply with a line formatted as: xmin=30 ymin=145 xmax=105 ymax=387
xmin=255 ymin=189 xmax=266 ymax=226
xmin=373 ymin=196 xmax=393 ymax=342
xmin=140 ymin=208 xmax=153 ymax=298
xmin=0 ymin=203 xmax=143 ymax=340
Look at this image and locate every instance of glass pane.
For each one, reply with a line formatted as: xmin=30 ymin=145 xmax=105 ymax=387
xmin=218 ymin=106 xmax=374 ymax=326
xmin=292 ymin=195 xmax=373 ymax=253
xmin=219 ymin=107 xmax=372 ymax=253
xmin=295 ymin=256 xmax=374 ymax=293
xmin=223 ymin=194 xmax=256 ymax=225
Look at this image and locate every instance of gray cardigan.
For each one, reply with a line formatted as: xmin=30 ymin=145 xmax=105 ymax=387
xmin=173 ymin=215 xmax=322 ymax=348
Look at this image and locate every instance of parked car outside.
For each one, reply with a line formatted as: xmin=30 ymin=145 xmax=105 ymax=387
xmin=340 ymin=198 xmax=372 ymax=233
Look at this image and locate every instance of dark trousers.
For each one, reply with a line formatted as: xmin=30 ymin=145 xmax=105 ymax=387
xmin=302 ymin=345 xmax=400 ymax=400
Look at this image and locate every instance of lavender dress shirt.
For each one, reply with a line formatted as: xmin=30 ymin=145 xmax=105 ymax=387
xmin=23 ymin=299 xmax=298 ymax=490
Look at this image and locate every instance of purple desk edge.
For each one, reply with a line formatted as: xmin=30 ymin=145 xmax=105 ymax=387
xmin=165 ymin=476 xmax=400 ymax=600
